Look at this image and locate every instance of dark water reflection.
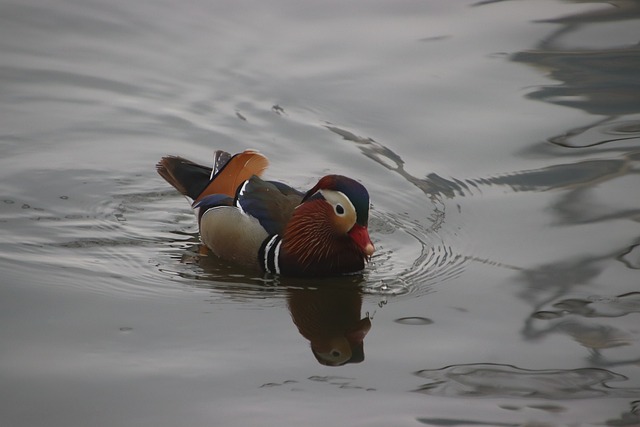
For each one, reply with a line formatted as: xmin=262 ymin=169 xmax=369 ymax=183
xmin=511 ymin=0 xmax=640 ymax=155
xmin=511 ymin=1 xmax=640 ymax=117
xmin=503 ymin=1 xmax=640 ymax=376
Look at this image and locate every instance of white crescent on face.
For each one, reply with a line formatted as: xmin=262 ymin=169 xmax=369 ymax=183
xmin=319 ymin=189 xmax=357 ymax=234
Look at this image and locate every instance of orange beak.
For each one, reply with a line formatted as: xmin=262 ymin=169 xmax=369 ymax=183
xmin=348 ymin=224 xmax=375 ymax=258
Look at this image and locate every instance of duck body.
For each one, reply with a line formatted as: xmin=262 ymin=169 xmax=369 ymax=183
xmin=157 ymin=149 xmax=374 ymax=277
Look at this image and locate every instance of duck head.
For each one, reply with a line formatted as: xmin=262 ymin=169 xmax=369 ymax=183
xmin=278 ymin=175 xmax=375 ymax=276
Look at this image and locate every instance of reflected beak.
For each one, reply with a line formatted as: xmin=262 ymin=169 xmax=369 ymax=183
xmin=345 ymin=317 xmax=372 ymax=344
xmin=348 ymin=224 xmax=375 ymax=258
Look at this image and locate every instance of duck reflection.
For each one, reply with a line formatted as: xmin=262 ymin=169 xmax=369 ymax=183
xmin=286 ymin=282 xmax=371 ymax=366
xmin=186 ymin=247 xmax=372 ymax=365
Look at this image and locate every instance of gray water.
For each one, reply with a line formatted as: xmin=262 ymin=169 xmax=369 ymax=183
xmin=1 ymin=0 xmax=639 ymax=425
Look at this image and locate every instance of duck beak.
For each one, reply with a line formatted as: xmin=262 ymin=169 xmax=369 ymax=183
xmin=348 ymin=224 xmax=375 ymax=258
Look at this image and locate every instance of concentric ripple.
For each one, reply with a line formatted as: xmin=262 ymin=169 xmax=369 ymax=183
xmin=154 ymin=122 xmax=475 ymax=302
xmin=0 ymin=170 xmax=195 ymax=299
xmin=361 ymin=207 xmax=467 ymax=298
xmin=1 ymin=135 xmax=472 ymax=304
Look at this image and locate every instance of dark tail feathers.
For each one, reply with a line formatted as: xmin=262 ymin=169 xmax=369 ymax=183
xmin=156 ymin=156 xmax=213 ymax=200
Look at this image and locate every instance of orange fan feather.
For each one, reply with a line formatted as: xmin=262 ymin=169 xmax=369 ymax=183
xmin=195 ymin=149 xmax=269 ymax=203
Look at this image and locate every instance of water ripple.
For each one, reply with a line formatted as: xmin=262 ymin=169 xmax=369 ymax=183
xmin=414 ymin=363 xmax=640 ymax=399
xmin=549 ymin=118 xmax=640 ymax=149
xmin=153 ymin=204 xmax=467 ymax=303
xmin=0 ymin=171 xmax=194 ymax=299
xmin=362 ymin=209 xmax=466 ymax=298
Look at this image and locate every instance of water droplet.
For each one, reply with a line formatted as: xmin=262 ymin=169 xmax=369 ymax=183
xmin=394 ymin=316 xmax=433 ymax=325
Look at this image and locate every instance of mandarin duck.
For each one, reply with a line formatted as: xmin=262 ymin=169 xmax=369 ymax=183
xmin=156 ymin=149 xmax=375 ymax=276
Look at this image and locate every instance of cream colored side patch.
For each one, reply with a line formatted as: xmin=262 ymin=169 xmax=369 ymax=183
xmin=200 ymin=207 xmax=268 ymax=268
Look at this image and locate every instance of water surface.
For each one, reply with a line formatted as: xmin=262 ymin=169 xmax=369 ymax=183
xmin=1 ymin=0 xmax=639 ymax=425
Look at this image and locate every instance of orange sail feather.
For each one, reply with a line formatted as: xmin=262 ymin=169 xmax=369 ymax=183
xmin=194 ymin=149 xmax=269 ymax=203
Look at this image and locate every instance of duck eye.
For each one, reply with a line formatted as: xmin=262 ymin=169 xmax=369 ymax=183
xmin=335 ymin=204 xmax=345 ymax=215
